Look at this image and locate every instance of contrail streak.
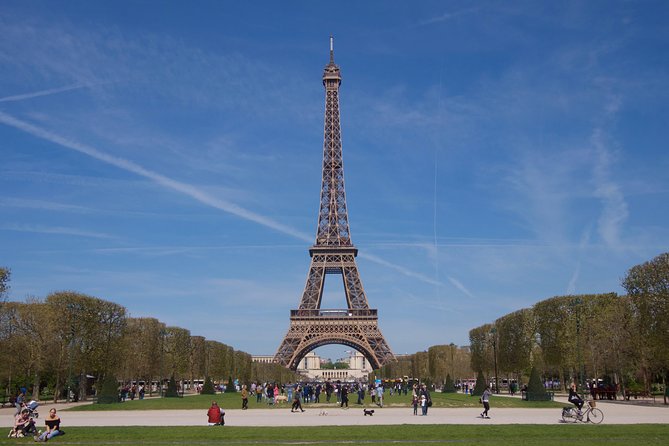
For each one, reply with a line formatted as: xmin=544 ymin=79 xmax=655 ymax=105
xmin=0 ymin=111 xmax=439 ymax=285
xmin=0 ymin=84 xmax=92 ymax=103
xmin=0 ymin=111 xmax=311 ymax=242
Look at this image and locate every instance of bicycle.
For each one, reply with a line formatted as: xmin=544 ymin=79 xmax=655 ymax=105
xmin=561 ymin=400 xmax=604 ymax=424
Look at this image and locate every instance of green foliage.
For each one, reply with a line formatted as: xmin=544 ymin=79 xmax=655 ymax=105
xmin=442 ymin=374 xmax=456 ymax=393
xmin=165 ymin=376 xmax=179 ymax=397
xmin=472 ymin=370 xmax=486 ymax=396
xmin=623 ymin=252 xmax=669 ymax=374
xmin=226 ymin=376 xmax=236 ymax=392
xmin=0 ymin=267 xmax=10 ymax=300
xmin=96 ymin=375 xmax=120 ymax=404
xmin=525 ymin=366 xmax=551 ymax=401
xmin=201 ymin=376 xmax=215 ymax=395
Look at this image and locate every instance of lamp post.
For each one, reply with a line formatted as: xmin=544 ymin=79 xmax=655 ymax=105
xmin=491 ymin=327 xmax=499 ymax=394
xmin=574 ymin=297 xmax=586 ymax=397
xmin=66 ymin=303 xmax=76 ymax=403
xmin=159 ymin=328 xmax=166 ymax=398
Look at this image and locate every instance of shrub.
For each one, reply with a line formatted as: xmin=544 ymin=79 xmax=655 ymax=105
xmin=472 ymin=371 xmax=487 ymax=396
xmin=96 ymin=375 xmax=120 ymax=404
xmin=165 ymin=376 xmax=180 ymax=398
xmin=442 ymin=374 xmax=456 ymax=393
xmin=201 ymin=376 xmax=216 ymax=395
xmin=226 ymin=376 xmax=236 ymax=393
xmin=525 ymin=367 xmax=551 ymax=401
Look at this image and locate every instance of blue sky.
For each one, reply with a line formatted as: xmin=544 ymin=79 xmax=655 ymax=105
xmin=2 ymin=1 xmax=668 ymax=360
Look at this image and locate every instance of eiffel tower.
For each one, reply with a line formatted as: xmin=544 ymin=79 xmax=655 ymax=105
xmin=274 ymin=38 xmax=395 ymax=371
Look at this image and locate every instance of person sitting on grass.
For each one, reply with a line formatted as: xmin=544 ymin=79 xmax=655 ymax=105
xmin=207 ymin=401 xmax=223 ymax=426
xmin=35 ymin=408 xmax=63 ymax=442
xmin=9 ymin=409 xmax=37 ymax=438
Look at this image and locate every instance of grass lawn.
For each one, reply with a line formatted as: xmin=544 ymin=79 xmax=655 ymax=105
xmin=66 ymin=391 xmax=563 ymax=411
xmin=0 ymin=424 xmax=667 ymax=445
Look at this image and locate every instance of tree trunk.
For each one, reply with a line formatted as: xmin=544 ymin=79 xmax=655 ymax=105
xmin=31 ymin=373 xmax=40 ymax=401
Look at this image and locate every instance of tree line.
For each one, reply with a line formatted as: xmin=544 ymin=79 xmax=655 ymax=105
xmin=377 ymin=343 xmax=473 ymax=387
xmin=468 ymin=252 xmax=669 ymax=393
xmin=0 ymin=275 xmax=297 ymax=401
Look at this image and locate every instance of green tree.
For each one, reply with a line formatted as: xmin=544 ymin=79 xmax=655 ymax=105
xmin=623 ymin=252 xmax=669 ymax=388
xmin=46 ymin=292 xmax=127 ymax=401
xmin=496 ymin=309 xmax=534 ymax=380
xmin=201 ymin=376 xmax=215 ymax=394
xmin=525 ymin=366 xmax=551 ymax=401
xmin=442 ymin=374 xmax=455 ymax=393
xmin=165 ymin=375 xmax=179 ymax=397
xmin=163 ymin=326 xmax=191 ymax=380
xmin=0 ymin=267 xmax=9 ymax=302
xmin=469 ymin=324 xmax=494 ymax=377
xmin=472 ymin=370 xmax=487 ymax=396
xmin=97 ymin=375 xmax=120 ymax=404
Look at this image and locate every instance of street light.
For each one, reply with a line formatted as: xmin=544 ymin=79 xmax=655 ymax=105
xmin=573 ymin=297 xmax=586 ymax=397
xmin=491 ymin=327 xmax=499 ymax=394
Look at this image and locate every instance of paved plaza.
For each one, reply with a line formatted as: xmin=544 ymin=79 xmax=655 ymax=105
xmin=1 ymin=398 xmax=667 ymax=427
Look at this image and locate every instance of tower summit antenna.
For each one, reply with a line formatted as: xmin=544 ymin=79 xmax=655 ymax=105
xmin=330 ymin=35 xmax=334 ymax=63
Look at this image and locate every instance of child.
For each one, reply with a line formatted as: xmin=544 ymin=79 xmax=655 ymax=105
xmin=412 ymin=394 xmax=419 ymax=415
xmin=420 ymin=394 xmax=427 ymax=416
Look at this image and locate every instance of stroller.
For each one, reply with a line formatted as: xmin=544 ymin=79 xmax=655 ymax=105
xmin=25 ymin=400 xmax=40 ymax=419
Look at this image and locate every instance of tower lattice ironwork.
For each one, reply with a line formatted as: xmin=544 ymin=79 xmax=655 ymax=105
xmin=274 ymin=38 xmax=395 ymax=371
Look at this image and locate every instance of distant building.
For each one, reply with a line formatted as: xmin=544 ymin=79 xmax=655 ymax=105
xmin=252 ymin=351 xmax=373 ymax=381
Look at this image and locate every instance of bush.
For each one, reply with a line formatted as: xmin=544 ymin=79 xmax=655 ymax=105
xmin=226 ymin=376 xmax=236 ymax=393
xmin=472 ymin=371 xmax=487 ymax=396
xmin=96 ymin=375 xmax=120 ymax=404
xmin=442 ymin=374 xmax=456 ymax=393
xmin=525 ymin=367 xmax=551 ymax=401
xmin=165 ymin=376 xmax=180 ymax=398
xmin=201 ymin=377 xmax=216 ymax=395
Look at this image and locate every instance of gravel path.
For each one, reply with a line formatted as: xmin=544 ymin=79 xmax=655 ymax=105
xmin=1 ymin=399 xmax=667 ymax=427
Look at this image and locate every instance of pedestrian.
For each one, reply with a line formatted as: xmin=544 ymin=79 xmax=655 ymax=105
xmin=241 ymin=384 xmax=249 ymax=410
xmin=480 ymin=386 xmax=492 ymax=419
xmin=376 ymin=384 xmax=384 ymax=407
xmin=420 ymin=384 xmax=432 ymax=415
xmin=340 ymin=385 xmax=349 ymax=408
xmin=207 ymin=401 xmax=222 ymax=426
xmin=291 ymin=385 xmax=305 ymax=412
xmin=412 ymin=393 xmax=419 ymax=415
xmin=14 ymin=391 xmax=25 ymax=416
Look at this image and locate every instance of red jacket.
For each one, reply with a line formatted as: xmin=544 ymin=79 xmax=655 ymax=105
xmin=207 ymin=405 xmax=221 ymax=424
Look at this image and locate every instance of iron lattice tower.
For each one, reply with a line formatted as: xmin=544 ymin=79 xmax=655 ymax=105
xmin=274 ymin=38 xmax=395 ymax=371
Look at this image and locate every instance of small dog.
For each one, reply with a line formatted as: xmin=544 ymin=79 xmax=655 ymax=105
xmin=274 ymin=395 xmax=288 ymax=403
xmin=319 ymin=410 xmax=328 ymax=416
xmin=363 ymin=409 xmax=375 ymax=416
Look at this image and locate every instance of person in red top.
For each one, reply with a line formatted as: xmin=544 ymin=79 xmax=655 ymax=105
xmin=207 ymin=401 xmax=223 ymax=426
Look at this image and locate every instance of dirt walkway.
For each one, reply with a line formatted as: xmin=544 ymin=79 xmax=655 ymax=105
xmin=1 ymin=399 xmax=667 ymax=427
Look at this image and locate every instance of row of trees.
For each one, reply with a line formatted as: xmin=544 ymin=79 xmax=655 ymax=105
xmin=378 ymin=343 xmax=473 ymax=387
xmin=468 ymin=252 xmax=669 ymax=393
xmin=0 ymin=283 xmax=297 ymax=401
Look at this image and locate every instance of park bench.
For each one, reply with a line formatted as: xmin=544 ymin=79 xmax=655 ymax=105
xmin=624 ymin=390 xmax=655 ymax=402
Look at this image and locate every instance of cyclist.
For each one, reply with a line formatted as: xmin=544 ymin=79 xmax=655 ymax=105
xmin=568 ymin=383 xmax=584 ymax=414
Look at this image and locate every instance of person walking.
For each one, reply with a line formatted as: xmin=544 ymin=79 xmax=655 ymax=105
xmin=241 ymin=385 xmax=249 ymax=410
xmin=480 ymin=386 xmax=492 ymax=419
xmin=291 ymin=385 xmax=305 ymax=412
xmin=376 ymin=384 xmax=384 ymax=407
xmin=340 ymin=385 xmax=349 ymax=408
xmin=420 ymin=384 xmax=432 ymax=415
